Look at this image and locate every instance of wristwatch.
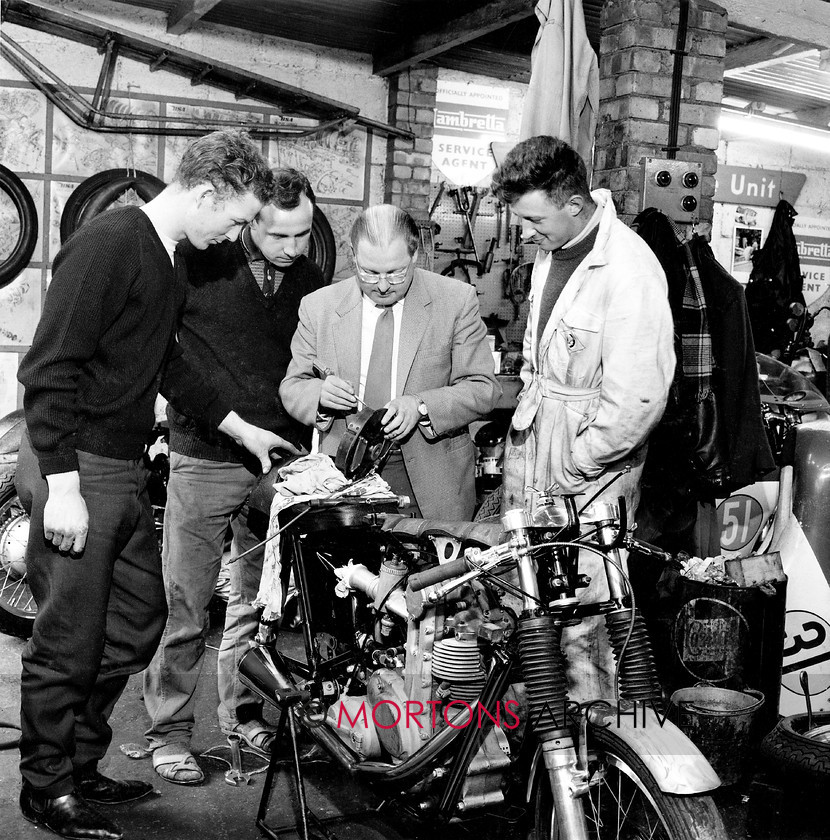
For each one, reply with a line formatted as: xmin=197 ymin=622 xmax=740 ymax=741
xmin=416 ymin=398 xmax=430 ymax=423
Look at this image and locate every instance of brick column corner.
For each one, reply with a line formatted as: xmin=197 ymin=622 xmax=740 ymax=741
xmin=594 ymin=0 xmax=727 ymax=231
xmin=384 ymin=67 xmax=438 ymax=222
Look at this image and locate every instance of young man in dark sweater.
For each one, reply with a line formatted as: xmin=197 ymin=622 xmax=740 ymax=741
xmin=143 ymin=169 xmax=324 ymax=784
xmin=15 ymin=131 xmax=300 ymax=840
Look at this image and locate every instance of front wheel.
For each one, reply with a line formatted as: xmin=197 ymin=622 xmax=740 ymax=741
xmin=0 ymin=482 xmax=36 ymax=638
xmin=529 ymin=728 xmax=727 ymax=840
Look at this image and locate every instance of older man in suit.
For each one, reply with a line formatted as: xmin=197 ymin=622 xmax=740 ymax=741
xmin=280 ymin=204 xmax=500 ymax=520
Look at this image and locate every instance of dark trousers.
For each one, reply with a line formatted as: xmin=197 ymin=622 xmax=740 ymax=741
xmin=380 ymin=447 xmax=421 ymax=517
xmin=16 ymin=433 xmax=167 ymax=797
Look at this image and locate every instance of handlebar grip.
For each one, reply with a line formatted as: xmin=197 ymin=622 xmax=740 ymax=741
xmin=409 ymin=557 xmax=470 ymax=592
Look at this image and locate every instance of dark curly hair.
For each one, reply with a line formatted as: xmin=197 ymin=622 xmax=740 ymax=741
xmin=491 ymin=135 xmax=591 ymax=209
xmin=272 ymin=167 xmax=316 ymax=210
xmin=173 ymin=129 xmax=274 ymax=203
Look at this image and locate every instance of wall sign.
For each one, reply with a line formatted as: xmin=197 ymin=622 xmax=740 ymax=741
xmin=715 ymin=164 xmax=806 ymax=207
xmin=432 ymin=80 xmax=509 ymax=187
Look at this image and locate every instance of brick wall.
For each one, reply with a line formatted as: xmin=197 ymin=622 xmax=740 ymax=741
xmin=594 ymin=0 xmax=727 ymax=230
xmin=385 ymin=67 xmax=438 ymax=221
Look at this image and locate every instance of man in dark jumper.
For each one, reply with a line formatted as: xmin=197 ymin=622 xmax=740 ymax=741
xmin=15 ymin=130 xmax=297 ymax=840
xmin=143 ymin=168 xmax=325 ymax=784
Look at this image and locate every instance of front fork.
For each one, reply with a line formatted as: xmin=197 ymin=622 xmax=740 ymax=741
xmin=504 ymin=505 xmax=662 ymax=839
xmin=504 ymin=508 xmax=591 ymax=840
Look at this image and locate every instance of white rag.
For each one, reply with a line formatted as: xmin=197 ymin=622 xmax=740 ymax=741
xmin=253 ymin=454 xmax=397 ymax=621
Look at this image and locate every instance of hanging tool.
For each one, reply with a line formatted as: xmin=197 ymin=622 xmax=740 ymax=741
xmin=429 ymin=180 xmax=446 ymax=219
xmin=800 ymin=670 xmax=814 ymax=731
xmin=449 ymin=187 xmax=481 ymax=264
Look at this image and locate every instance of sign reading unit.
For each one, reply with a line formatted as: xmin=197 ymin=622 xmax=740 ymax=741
xmin=641 ymin=158 xmax=703 ymax=223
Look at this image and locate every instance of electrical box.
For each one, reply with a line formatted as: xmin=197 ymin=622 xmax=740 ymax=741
xmin=640 ymin=158 xmax=703 ymax=223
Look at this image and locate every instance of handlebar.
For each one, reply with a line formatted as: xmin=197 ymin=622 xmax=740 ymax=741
xmin=409 ymin=557 xmax=471 ymax=592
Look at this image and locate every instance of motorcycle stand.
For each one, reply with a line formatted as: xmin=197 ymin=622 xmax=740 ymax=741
xmin=255 ymin=702 xmax=388 ymax=840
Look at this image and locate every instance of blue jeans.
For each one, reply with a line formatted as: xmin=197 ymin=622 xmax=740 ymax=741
xmin=17 ymin=434 xmax=166 ymax=797
xmin=143 ymin=453 xmax=264 ymax=749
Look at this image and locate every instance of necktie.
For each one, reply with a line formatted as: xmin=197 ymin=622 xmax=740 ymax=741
xmin=363 ymin=306 xmax=394 ymax=409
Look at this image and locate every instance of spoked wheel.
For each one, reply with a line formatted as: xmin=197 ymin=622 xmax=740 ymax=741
xmin=0 ymin=485 xmax=36 ymax=638
xmin=529 ymin=729 xmax=727 ymax=840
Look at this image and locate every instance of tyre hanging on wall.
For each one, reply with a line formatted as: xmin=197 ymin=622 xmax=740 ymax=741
xmin=0 ymin=164 xmax=39 ymax=290
xmin=309 ymin=205 xmax=336 ymax=284
xmin=59 ymin=168 xmax=338 ymax=284
xmin=60 ymin=168 xmax=166 ymax=244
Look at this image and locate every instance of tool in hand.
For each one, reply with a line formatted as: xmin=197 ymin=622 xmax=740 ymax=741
xmin=224 ymin=733 xmax=252 ymax=786
xmin=312 ymin=362 xmax=372 ymax=412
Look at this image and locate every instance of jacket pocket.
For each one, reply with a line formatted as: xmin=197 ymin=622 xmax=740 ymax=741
xmin=559 ymin=305 xmax=601 ymax=354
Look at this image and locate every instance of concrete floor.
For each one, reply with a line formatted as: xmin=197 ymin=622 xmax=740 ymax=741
xmin=1 ymin=614 xmax=829 ymax=840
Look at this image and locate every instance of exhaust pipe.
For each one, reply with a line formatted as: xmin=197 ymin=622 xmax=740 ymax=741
xmin=238 ymin=644 xmax=309 ymax=709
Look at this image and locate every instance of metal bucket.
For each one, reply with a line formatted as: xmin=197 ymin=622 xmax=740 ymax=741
xmin=670 ymin=686 xmax=765 ymax=785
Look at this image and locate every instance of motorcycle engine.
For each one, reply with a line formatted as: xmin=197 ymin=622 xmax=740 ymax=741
xmin=330 ymin=550 xmax=515 ymax=765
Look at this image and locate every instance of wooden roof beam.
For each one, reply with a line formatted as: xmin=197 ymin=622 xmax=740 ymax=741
xmin=725 ymin=37 xmax=816 ymax=74
xmin=714 ymin=0 xmax=830 ymax=51
xmin=373 ymin=0 xmax=535 ymax=77
xmin=167 ymin=0 xmax=223 ymax=36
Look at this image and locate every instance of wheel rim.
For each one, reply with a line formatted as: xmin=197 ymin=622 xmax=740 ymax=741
xmin=537 ymin=752 xmax=672 ymax=840
xmin=584 ymin=754 xmax=670 ymax=840
xmin=0 ymin=493 xmax=35 ymax=620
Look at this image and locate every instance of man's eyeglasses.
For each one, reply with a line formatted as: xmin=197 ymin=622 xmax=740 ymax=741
xmin=352 ymin=254 xmax=413 ymax=285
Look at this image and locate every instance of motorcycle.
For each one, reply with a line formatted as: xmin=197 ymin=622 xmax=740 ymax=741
xmin=238 ymin=485 xmax=726 ymax=840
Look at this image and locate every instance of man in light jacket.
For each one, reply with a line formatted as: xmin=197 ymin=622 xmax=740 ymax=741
xmin=491 ymin=135 xmax=675 ymax=698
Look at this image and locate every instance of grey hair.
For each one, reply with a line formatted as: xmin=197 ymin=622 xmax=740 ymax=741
xmin=350 ymin=204 xmax=420 ymax=256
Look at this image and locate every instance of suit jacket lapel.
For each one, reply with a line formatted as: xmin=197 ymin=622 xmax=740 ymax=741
xmin=333 ymin=279 xmax=363 ymax=388
xmin=398 ymin=270 xmax=431 ymax=391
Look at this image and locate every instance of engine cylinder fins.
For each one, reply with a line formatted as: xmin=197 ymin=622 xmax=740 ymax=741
xmin=516 ymin=615 xmax=569 ymax=735
xmin=432 ymin=637 xmax=486 ymax=702
xmin=604 ymin=608 xmax=663 ymax=704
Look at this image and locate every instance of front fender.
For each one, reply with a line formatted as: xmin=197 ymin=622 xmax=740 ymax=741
xmin=585 ymin=701 xmax=721 ymax=794
xmin=527 ymin=701 xmax=720 ymax=800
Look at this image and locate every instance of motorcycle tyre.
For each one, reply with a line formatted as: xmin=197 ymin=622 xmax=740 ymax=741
xmin=760 ymin=712 xmax=830 ymax=778
xmin=0 ymin=483 xmax=36 ymax=639
xmin=308 ymin=205 xmax=336 ymax=285
xmin=59 ymin=170 xmax=337 ymax=286
xmin=59 ymin=169 xmax=165 ymax=244
xmin=528 ymin=727 xmax=727 ymax=840
xmin=0 ymin=164 xmax=39 ymax=289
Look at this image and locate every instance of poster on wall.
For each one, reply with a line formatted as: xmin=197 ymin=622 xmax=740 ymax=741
xmin=52 ymin=100 xmax=160 ymax=178
xmin=0 ymin=352 xmax=19 ymax=416
xmin=0 ymin=86 xmax=47 ymax=173
xmin=0 ymin=268 xmax=40 ymax=347
xmin=731 ymin=225 xmax=763 ymax=283
xmin=163 ymin=104 xmax=263 ymax=182
xmin=794 ymin=216 xmax=830 ymax=346
xmin=432 ymin=80 xmax=509 ymax=186
xmin=269 ymin=119 xmax=367 ymax=203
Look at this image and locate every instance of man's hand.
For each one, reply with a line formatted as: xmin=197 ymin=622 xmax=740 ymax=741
xmin=44 ymin=471 xmax=89 ymax=553
xmin=319 ymin=376 xmax=358 ymax=413
xmin=380 ymin=395 xmax=419 ymax=441
xmin=218 ymin=411 xmax=303 ymax=473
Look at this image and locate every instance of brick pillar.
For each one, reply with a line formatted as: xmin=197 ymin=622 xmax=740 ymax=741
xmin=385 ymin=67 xmax=438 ymax=221
xmin=594 ymin=0 xmax=727 ymax=230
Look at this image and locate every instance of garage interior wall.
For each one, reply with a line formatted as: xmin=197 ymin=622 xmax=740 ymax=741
xmin=712 ymin=130 xmax=830 ymax=348
xmin=0 ymin=0 xmax=390 ymax=414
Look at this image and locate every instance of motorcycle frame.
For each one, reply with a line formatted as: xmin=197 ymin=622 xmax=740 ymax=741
xmin=248 ymin=507 xmax=720 ymax=833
